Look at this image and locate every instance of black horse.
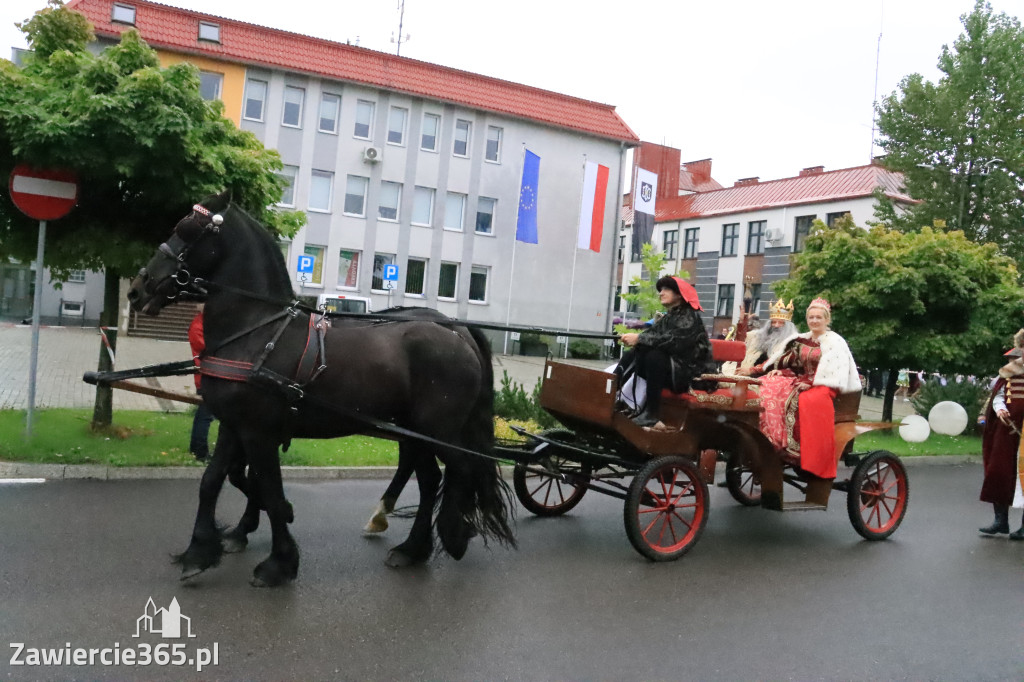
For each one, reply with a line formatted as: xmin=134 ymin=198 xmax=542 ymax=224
xmin=127 ymin=192 xmax=515 ymax=586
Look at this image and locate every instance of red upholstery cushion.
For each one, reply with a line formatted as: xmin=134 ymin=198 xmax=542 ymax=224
xmin=711 ymin=339 xmax=746 ymax=363
xmin=662 ymin=387 xmax=759 ymax=402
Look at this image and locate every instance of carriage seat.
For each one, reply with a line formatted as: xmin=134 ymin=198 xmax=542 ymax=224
xmin=661 ymin=340 xmax=759 ymax=407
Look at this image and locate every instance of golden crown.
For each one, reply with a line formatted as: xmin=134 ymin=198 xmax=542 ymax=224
xmin=769 ymin=299 xmax=794 ymax=321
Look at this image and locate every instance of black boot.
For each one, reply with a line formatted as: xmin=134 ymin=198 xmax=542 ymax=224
xmin=631 ymin=409 xmax=660 ymax=428
xmin=979 ymin=504 xmax=1010 ymax=535
xmin=1009 ymin=510 xmax=1024 ymax=541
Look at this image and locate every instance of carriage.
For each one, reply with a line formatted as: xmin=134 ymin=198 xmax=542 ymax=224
xmin=503 ymin=340 xmax=909 ymax=561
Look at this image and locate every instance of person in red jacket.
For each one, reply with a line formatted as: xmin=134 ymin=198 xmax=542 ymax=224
xmin=188 ymin=306 xmax=214 ymax=461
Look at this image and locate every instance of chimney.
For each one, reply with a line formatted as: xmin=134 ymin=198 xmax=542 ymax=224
xmin=799 ymin=166 xmax=824 ymax=176
xmin=735 ymin=177 xmax=760 ymax=187
xmin=634 ymin=141 xmax=681 ymax=199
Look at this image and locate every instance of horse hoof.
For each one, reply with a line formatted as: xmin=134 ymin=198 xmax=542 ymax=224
xmin=180 ymin=565 xmax=205 ymax=581
xmin=363 ymin=513 xmax=389 ymax=534
xmin=252 ymin=558 xmax=298 ymax=587
xmin=222 ymin=536 xmax=248 ymax=554
xmin=385 ymin=550 xmax=415 ymax=568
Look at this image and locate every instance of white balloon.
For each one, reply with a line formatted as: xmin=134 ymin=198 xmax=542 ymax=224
xmin=899 ymin=414 xmax=931 ymax=442
xmin=929 ymin=401 xmax=969 ymax=436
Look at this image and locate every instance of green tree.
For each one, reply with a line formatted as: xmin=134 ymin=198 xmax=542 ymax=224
xmin=773 ymin=216 xmax=1023 ymax=421
xmin=619 ymin=243 xmax=689 ymax=319
xmin=0 ymin=1 xmax=304 ymax=427
xmin=875 ymin=1 xmax=1024 ymax=264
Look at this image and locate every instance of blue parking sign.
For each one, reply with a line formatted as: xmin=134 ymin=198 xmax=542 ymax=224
xmin=383 ymin=264 xmax=399 ymax=281
xmin=297 ymin=255 xmax=315 ymax=273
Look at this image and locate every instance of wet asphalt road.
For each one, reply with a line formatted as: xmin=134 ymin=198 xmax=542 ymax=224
xmin=0 ymin=464 xmax=1021 ymax=682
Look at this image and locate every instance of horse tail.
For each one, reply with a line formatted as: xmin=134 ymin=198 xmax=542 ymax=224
xmin=436 ymin=327 xmax=516 ymax=558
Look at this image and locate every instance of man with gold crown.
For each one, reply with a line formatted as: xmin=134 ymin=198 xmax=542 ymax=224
xmin=979 ymin=329 xmax=1024 ymax=539
xmin=722 ymin=299 xmax=798 ymax=376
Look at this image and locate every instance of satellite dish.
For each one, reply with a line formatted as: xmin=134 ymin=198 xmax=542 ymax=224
xmin=929 ymin=401 xmax=969 ymax=436
xmin=899 ymin=414 xmax=930 ymax=443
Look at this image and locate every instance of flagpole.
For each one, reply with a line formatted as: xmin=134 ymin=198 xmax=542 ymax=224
xmin=503 ymin=143 xmax=527 ymax=355
xmin=565 ymin=155 xmax=587 ymax=358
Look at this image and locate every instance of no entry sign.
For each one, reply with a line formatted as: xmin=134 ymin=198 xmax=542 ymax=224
xmin=8 ymin=165 xmax=79 ymax=221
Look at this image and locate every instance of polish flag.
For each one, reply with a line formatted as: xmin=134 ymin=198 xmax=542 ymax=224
xmin=577 ymin=161 xmax=610 ymax=252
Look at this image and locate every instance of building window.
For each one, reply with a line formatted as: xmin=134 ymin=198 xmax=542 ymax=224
xmin=438 ymin=262 xmax=459 ymax=299
xmin=68 ymin=269 xmax=86 ymax=283
xmin=378 ymin=181 xmax=401 ymax=221
xmin=372 ymin=253 xmax=395 ymax=291
xmin=716 ymin=284 xmax=735 ymax=317
xmin=344 ymin=175 xmax=368 ymax=216
xmin=617 ymin=235 xmax=626 ymax=263
xmin=198 ymin=71 xmax=222 ymax=101
xmin=453 ymin=119 xmax=471 ymax=157
xmin=198 ymin=22 xmax=220 ymax=42
xmin=303 ymin=244 xmax=325 ymax=286
xmin=282 ymin=86 xmax=304 ymax=127
xmin=683 ymin=227 xmax=699 ymax=259
xmin=421 ymin=113 xmax=440 ymax=151
xmin=444 ymin=192 xmax=466 ymax=231
xmin=412 ymin=186 xmax=434 ymax=226
xmin=387 ymin=107 xmax=407 ymax=146
xmin=721 ymin=223 xmax=739 ymax=257
xmin=476 ymin=197 xmax=496 ymax=234
xmin=338 ymin=249 xmax=360 ymax=288
xmin=277 ymin=165 xmax=298 ymax=207
xmin=749 ymin=283 xmax=762 ymax=312
xmin=243 ymin=79 xmax=267 ymax=121
xmin=354 ymin=100 xmax=374 ymax=139
xmin=794 ymin=215 xmax=815 ymax=252
xmin=111 ymin=3 xmax=135 ymax=25
xmin=469 ymin=266 xmax=488 ymax=302
xmin=485 ymin=126 xmax=502 ymax=163
xmin=747 ymin=220 xmax=766 ymax=255
xmin=405 ymin=258 xmax=427 ymax=296
xmin=308 ymin=170 xmax=333 ymax=212
xmin=626 ymin=285 xmax=639 ymax=313
xmin=319 ymin=93 xmax=340 ymax=133
xmin=827 ymin=211 xmax=851 ymax=227
xmin=663 ymin=229 xmax=678 ymax=260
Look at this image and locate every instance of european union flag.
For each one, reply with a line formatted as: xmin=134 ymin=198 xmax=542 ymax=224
xmin=516 ymin=149 xmax=540 ymax=244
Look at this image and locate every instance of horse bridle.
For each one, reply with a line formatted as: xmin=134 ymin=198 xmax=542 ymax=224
xmin=141 ymin=203 xmax=225 ymax=302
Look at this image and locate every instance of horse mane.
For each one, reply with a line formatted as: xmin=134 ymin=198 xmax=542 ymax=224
xmin=221 ymin=202 xmax=294 ymax=296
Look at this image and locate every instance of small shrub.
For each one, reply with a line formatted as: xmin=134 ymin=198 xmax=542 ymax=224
xmin=493 ymin=371 xmax=559 ymax=429
xmin=910 ymin=376 xmax=989 ymax=434
xmin=569 ymin=339 xmax=600 ymax=359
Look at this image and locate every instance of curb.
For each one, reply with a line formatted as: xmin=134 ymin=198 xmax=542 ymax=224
xmin=0 ymin=456 xmax=981 ymax=481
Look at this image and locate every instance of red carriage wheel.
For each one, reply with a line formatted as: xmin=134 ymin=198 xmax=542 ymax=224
xmin=624 ymin=456 xmax=709 ymax=561
xmin=725 ymin=451 xmax=762 ymax=507
xmin=846 ymin=450 xmax=909 ymax=540
xmin=513 ymin=429 xmax=590 ymax=516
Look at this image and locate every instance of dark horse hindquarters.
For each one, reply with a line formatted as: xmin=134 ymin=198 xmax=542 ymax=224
xmin=127 ymin=192 xmax=514 ymax=586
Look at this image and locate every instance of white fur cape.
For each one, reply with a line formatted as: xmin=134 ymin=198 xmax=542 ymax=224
xmin=721 ymin=326 xmax=790 ymax=375
xmin=763 ymin=330 xmax=862 ymax=394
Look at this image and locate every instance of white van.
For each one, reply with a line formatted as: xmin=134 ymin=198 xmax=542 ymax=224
xmin=317 ymin=294 xmax=371 ymax=315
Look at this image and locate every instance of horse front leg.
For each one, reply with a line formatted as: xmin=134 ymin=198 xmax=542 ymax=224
xmin=174 ymin=426 xmax=238 ymax=579
xmin=244 ymin=437 xmax=299 ymax=587
xmin=364 ymin=443 xmax=416 ymax=533
xmin=223 ymin=462 xmax=260 ymax=553
xmin=385 ymin=448 xmax=441 ymax=568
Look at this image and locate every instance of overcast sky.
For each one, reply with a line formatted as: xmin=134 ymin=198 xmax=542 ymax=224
xmin=3 ymin=0 xmax=1022 ymax=187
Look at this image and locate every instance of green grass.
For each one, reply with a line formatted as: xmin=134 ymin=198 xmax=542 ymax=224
xmin=853 ymin=428 xmax=982 ymax=457
xmin=0 ymin=409 xmax=398 ymax=467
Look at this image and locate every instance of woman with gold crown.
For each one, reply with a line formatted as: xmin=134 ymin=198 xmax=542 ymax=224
xmin=754 ymin=297 xmax=861 ymax=478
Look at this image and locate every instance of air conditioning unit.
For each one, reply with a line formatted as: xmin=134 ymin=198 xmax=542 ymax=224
xmin=765 ymin=227 xmax=784 ymax=244
xmin=362 ymin=146 xmax=382 ymax=163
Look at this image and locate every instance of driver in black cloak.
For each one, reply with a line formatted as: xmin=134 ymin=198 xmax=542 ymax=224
xmin=615 ymin=276 xmax=716 ymax=427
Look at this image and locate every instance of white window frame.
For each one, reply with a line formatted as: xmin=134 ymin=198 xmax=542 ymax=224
xmin=343 ymin=175 xmax=369 ymax=217
xmin=453 ymin=119 xmax=471 ymax=157
xmin=405 ymin=257 xmax=428 ymax=297
xmin=421 ymin=112 xmax=440 ymax=152
xmin=371 ymin=253 xmax=396 ymax=292
xmin=282 ymin=86 xmax=305 ymax=128
xmin=337 ymin=249 xmax=361 ymax=289
xmin=387 ymin=107 xmax=408 ymax=146
xmin=198 ymin=71 xmax=223 ymax=101
xmin=378 ymin=181 xmax=402 ymax=222
xmin=198 ymin=22 xmax=220 ymax=42
xmin=411 ymin=186 xmax=435 ymax=226
xmin=277 ymin=165 xmax=299 ymax=207
xmin=485 ymin=126 xmax=502 ymax=163
xmin=468 ymin=266 xmax=489 ymax=303
xmin=444 ymin=192 xmax=466 ymax=231
xmin=303 ymin=244 xmax=326 ymax=287
xmin=243 ymin=79 xmax=267 ymax=122
xmin=111 ymin=3 xmax=135 ymax=25
xmin=354 ymin=100 xmax=375 ymax=140
xmin=308 ymin=170 xmax=333 ymax=213
xmin=438 ymin=262 xmax=459 ymax=300
xmin=318 ymin=93 xmax=340 ymax=134
xmin=475 ymin=197 xmax=496 ymax=235
xmin=67 ymin=269 xmax=87 ymax=284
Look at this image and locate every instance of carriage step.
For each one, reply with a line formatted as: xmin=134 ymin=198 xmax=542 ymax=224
xmin=779 ymin=501 xmax=828 ymax=512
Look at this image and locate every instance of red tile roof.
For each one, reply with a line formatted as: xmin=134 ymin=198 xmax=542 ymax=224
xmin=67 ymin=0 xmax=639 ymax=143
xmin=654 ymin=164 xmax=913 ymax=222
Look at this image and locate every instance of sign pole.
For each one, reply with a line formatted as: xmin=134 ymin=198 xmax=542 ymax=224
xmin=26 ymin=219 xmax=46 ymax=439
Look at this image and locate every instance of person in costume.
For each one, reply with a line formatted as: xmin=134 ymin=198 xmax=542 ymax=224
xmin=979 ymin=329 xmax=1024 ymax=539
xmin=615 ymin=276 xmax=716 ymax=428
xmin=752 ymin=297 xmax=861 ymax=478
xmin=722 ymin=299 xmax=798 ymax=376
xmin=188 ymin=307 xmax=215 ymax=461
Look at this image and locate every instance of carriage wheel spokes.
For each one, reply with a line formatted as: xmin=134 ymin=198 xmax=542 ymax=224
xmin=846 ymin=450 xmax=909 ymax=541
xmin=624 ymin=456 xmax=709 ymax=561
xmin=513 ymin=454 xmax=591 ymax=517
xmin=725 ymin=451 xmax=762 ymax=507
